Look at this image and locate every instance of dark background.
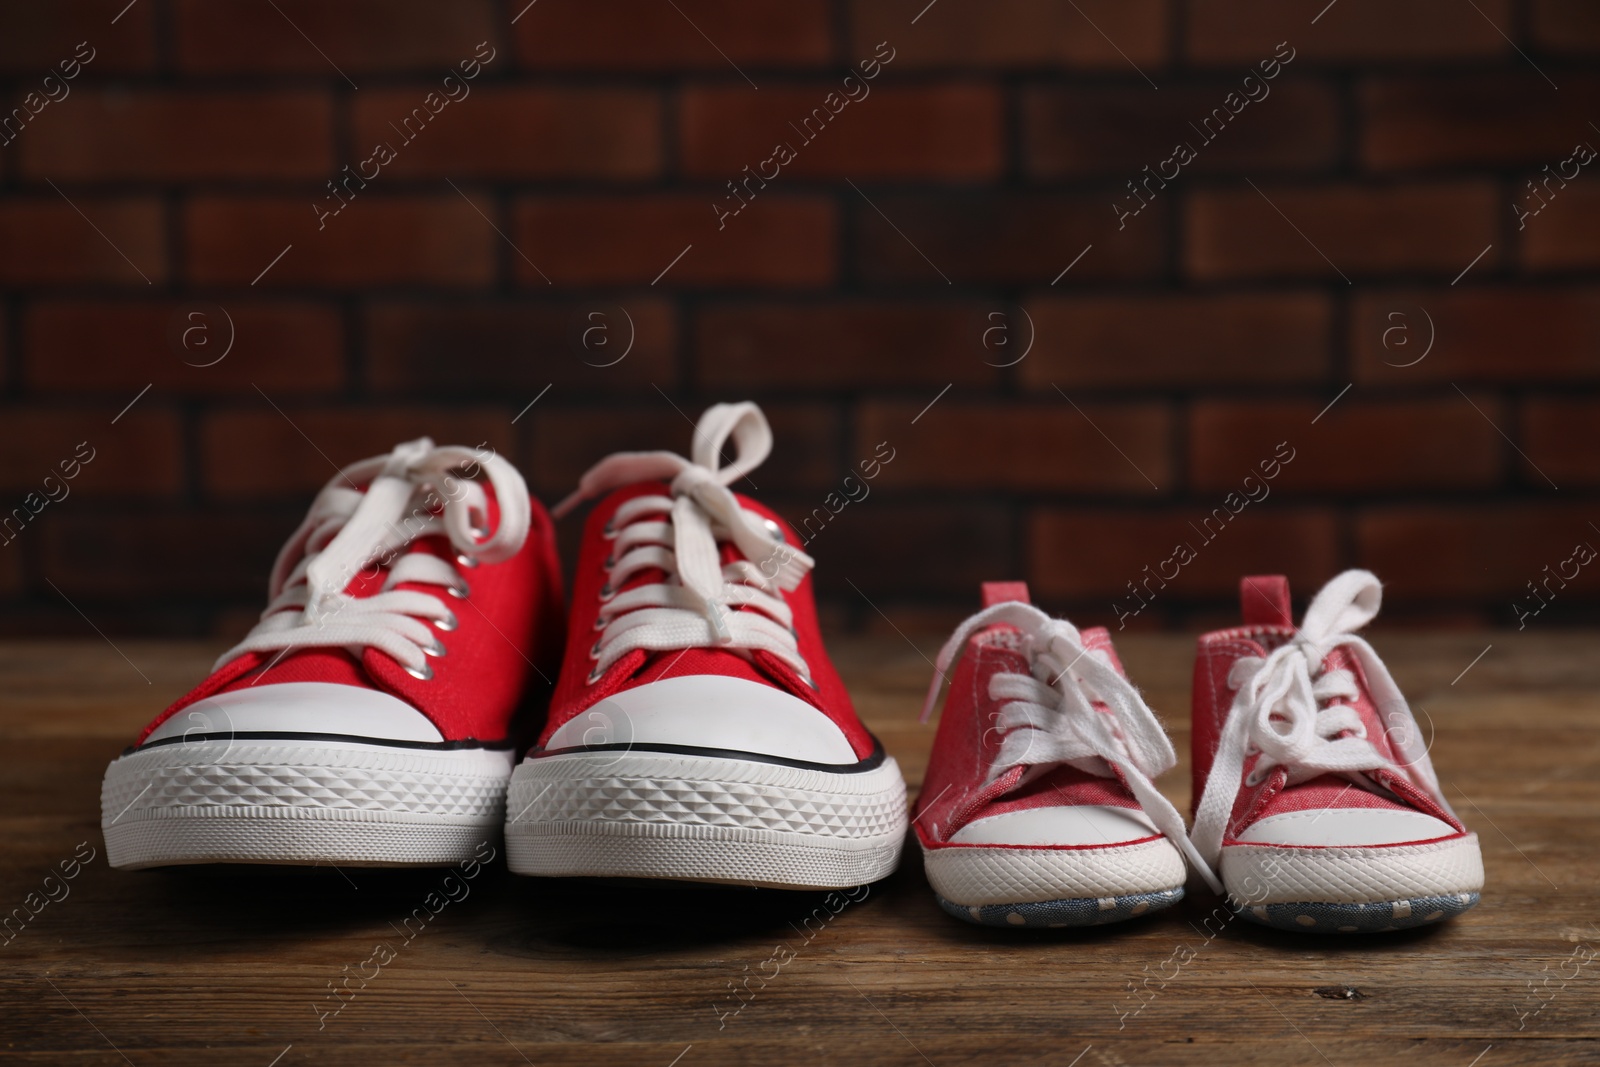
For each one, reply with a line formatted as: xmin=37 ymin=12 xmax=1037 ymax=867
xmin=1 ymin=0 xmax=1597 ymax=638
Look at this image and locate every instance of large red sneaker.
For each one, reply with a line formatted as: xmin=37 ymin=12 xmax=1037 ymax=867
xmin=504 ymin=402 xmax=907 ymax=889
xmin=914 ymin=582 xmax=1217 ymax=928
xmin=1190 ymin=570 xmax=1484 ymax=932
xmin=101 ymin=439 xmax=563 ymax=869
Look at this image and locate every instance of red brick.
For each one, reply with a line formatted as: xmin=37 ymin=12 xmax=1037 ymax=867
xmin=0 ymin=532 xmax=18 ymax=595
xmin=187 ymin=197 xmax=494 ymax=288
xmin=0 ymin=198 xmax=164 ymax=286
xmin=1021 ymin=293 xmax=1330 ymax=389
xmin=1024 ymin=81 xmax=1338 ymax=177
xmin=850 ymin=0 xmax=1167 ymax=70
xmin=1357 ymin=504 xmax=1598 ymax=600
xmin=1350 ymin=288 xmax=1600 ymax=384
xmin=0 ymin=409 xmax=181 ymax=498
xmin=350 ymin=88 xmax=660 ymax=180
xmin=366 ymin=300 xmax=677 ymax=392
xmin=1186 ymin=0 xmax=1511 ymax=64
xmin=1189 ymin=398 xmax=1503 ymax=493
xmin=200 ymin=408 xmax=515 ymax=500
xmin=1522 ymin=184 xmax=1600 ymax=272
xmin=512 ymin=196 xmax=835 ymax=288
xmin=25 ymin=301 xmax=343 ymax=395
xmin=1028 ymin=507 xmax=1339 ymax=600
xmin=1361 ymin=75 xmax=1600 ymax=170
xmin=859 ymin=401 xmax=1170 ymax=494
xmin=1532 ymin=0 xmax=1600 ymax=54
xmin=514 ymin=0 xmax=830 ymax=70
xmin=173 ymin=0 xmax=496 ymax=74
xmin=696 ymin=302 xmax=1000 ymax=389
xmin=526 ymin=404 xmax=841 ymax=498
xmin=38 ymin=511 xmax=291 ymax=598
xmin=19 ymin=91 xmax=331 ymax=181
xmin=1186 ymin=183 xmax=1498 ymax=281
xmin=1522 ymin=398 xmax=1600 ymax=487
xmin=0 ymin=0 xmax=154 ymax=73
xmin=856 ymin=194 xmax=1165 ymax=285
xmin=682 ymin=85 xmax=1002 ymax=181
xmin=805 ymin=503 xmax=1013 ymax=596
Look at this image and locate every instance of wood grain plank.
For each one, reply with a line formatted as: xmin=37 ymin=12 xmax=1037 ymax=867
xmin=1 ymin=634 xmax=1597 ymax=1065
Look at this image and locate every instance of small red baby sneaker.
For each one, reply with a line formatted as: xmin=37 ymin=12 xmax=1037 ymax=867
xmin=1190 ymin=571 xmax=1484 ymax=932
xmin=101 ymin=439 xmax=564 ymax=868
xmin=504 ymin=402 xmax=908 ymax=889
xmin=914 ymin=583 xmax=1216 ymax=927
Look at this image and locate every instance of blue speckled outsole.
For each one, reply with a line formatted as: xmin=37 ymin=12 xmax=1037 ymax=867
xmin=1230 ymin=891 xmax=1480 ymax=933
xmin=937 ymin=887 xmax=1184 ymax=928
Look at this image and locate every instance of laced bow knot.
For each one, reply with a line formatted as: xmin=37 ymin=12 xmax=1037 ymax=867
xmin=924 ymin=601 xmax=1222 ymax=894
xmin=1189 ymin=570 xmax=1455 ymax=872
xmin=555 ymin=402 xmax=817 ymax=683
xmin=215 ymin=438 xmax=533 ymax=677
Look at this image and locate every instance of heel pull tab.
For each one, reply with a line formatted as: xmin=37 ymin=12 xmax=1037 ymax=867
xmin=980 ymin=581 xmax=1030 ymax=608
xmin=1240 ymin=575 xmax=1293 ymax=627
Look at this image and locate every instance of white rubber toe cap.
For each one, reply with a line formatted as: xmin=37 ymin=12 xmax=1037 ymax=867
xmin=542 ymin=675 xmax=859 ymax=765
xmin=1234 ymin=807 xmax=1457 ymax=848
xmin=949 ymin=804 xmax=1161 ymax=847
xmin=142 ymin=682 xmax=445 ymax=745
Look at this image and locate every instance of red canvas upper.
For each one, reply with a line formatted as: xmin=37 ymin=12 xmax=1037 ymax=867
xmin=1192 ymin=575 xmax=1464 ymax=846
xmin=537 ymin=480 xmax=872 ymax=758
xmin=913 ymin=582 xmax=1154 ymax=850
xmin=133 ymin=449 xmax=564 ymax=748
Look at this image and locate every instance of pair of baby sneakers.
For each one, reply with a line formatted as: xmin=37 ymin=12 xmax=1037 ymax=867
xmin=915 ymin=574 xmax=1484 ymax=933
xmin=101 ymin=402 xmax=908 ymax=888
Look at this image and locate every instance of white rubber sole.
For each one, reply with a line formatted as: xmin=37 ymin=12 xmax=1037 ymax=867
xmin=1220 ymin=832 xmax=1485 ymax=905
xmin=922 ymin=836 xmax=1187 ymax=907
xmin=101 ymin=738 xmax=514 ymax=869
xmin=504 ymin=749 xmax=908 ymax=889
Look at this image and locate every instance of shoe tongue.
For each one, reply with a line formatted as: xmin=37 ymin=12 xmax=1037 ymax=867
xmin=1313 ymin=644 xmax=1404 ymax=767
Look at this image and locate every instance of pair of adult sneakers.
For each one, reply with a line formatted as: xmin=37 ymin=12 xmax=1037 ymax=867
xmin=100 ymin=402 xmax=1482 ymax=935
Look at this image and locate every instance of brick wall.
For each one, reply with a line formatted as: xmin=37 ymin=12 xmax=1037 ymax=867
xmin=2 ymin=0 xmax=1598 ymax=637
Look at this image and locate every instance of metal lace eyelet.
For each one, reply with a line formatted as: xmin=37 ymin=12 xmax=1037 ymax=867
xmin=589 ymin=640 xmax=602 ymax=659
xmin=456 ymin=553 xmax=479 ymax=569
xmin=423 ymin=637 xmax=447 ymax=658
xmin=433 ymin=611 xmax=458 ymax=632
xmin=602 ymin=519 xmax=618 ymax=538
xmin=405 ymin=661 xmax=434 ymax=681
xmin=448 ymin=579 xmax=470 ymax=599
xmin=598 ymin=582 xmax=616 ymax=602
xmin=762 ymin=517 xmax=786 ymax=544
xmin=593 ymin=614 xmax=608 ymax=631
xmin=586 ymin=666 xmax=604 ymax=685
xmin=603 ymin=554 xmax=615 ymax=568
xmin=1245 ymin=768 xmax=1265 ymax=787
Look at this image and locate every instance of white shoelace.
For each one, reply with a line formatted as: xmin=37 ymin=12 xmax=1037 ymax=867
xmin=554 ymin=402 xmax=815 ymax=685
xmin=923 ymin=603 xmax=1221 ymax=893
xmin=216 ymin=438 xmax=531 ymax=680
xmin=1189 ymin=569 xmax=1452 ymax=871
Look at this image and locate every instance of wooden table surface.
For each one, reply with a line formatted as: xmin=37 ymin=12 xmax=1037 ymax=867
xmin=2 ymin=633 xmax=1597 ymax=1066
